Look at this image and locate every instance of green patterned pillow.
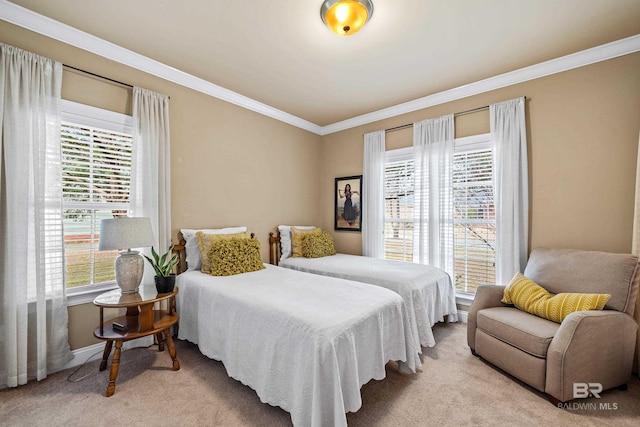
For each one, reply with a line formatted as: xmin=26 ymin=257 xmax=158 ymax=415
xmin=208 ymin=237 xmax=265 ymax=276
xmin=301 ymin=231 xmax=337 ymax=258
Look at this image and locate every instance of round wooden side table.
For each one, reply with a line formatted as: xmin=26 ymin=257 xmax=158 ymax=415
xmin=93 ymin=286 xmax=180 ymax=397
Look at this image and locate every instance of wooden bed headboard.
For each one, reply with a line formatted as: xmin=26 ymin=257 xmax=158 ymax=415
xmin=268 ymin=232 xmax=281 ymax=266
xmin=172 ymin=231 xmax=257 ymax=275
xmin=173 ymin=232 xmax=187 ymax=275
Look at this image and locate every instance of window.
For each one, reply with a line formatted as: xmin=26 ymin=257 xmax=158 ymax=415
xmin=61 ymin=100 xmax=133 ymax=297
xmin=383 ymin=134 xmax=495 ymax=295
xmin=452 ymin=136 xmax=495 ymax=294
xmin=384 ymin=148 xmax=414 ymax=261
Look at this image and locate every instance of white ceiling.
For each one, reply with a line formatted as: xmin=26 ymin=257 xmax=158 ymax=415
xmin=3 ymin=0 xmax=640 ymax=131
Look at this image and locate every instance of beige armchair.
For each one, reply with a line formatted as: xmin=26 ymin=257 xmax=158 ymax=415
xmin=467 ymin=248 xmax=640 ymax=404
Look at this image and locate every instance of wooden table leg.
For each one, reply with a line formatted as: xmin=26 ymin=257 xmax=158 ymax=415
xmin=139 ymin=303 xmax=154 ymax=332
xmin=156 ymin=332 xmax=165 ymax=351
xmin=99 ymin=340 xmax=113 ymax=371
xmin=106 ymin=340 xmax=123 ymax=397
xmin=163 ymin=329 xmax=180 ymax=371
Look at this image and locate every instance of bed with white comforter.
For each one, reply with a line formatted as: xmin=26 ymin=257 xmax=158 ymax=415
xmin=176 ymin=264 xmax=421 ymax=427
xmin=279 ymin=254 xmax=458 ymax=349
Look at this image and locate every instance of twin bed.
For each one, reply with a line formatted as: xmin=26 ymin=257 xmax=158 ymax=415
xmin=270 ymin=226 xmax=458 ymax=348
xmin=174 ymin=226 xmax=456 ymax=426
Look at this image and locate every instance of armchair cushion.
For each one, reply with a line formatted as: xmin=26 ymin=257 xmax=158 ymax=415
xmin=477 ymin=307 xmax=559 ymax=358
xmin=502 ymin=272 xmax=611 ymax=323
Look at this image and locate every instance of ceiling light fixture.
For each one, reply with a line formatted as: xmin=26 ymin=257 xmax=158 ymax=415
xmin=321 ymin=0 xmax=374 ymax=36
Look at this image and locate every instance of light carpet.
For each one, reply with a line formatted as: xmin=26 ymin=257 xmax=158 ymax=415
xmin=1 ymin=322 xmax=638 ymax=426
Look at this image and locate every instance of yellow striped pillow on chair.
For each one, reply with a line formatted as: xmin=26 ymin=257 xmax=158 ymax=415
xmin=501 ymin=272 xmax=550 ymax=312
xmin=532 ymin=292 xmax=610 ymax=323
xmin=502 ymin=272 xmax=611 ymax=323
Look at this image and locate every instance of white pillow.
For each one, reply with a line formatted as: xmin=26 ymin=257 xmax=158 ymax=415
xmin=181 ymin=227 xmax=247 ymax=271
xmin=277 ymin=225 xmax=315 ymax=261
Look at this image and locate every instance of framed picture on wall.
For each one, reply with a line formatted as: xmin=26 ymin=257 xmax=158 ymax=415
xmin=334 ymin=175 xmax=362 ymax=232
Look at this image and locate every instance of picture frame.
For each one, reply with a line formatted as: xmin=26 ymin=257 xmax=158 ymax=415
xmin=334 ymin=175 xmax=363 ymax=232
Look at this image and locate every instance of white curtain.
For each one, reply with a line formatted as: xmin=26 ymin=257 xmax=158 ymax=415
xmin=0 ymin=43 xmax=72 ymax=387
xmin=362 ymin=131 xmax=386 ymax=258
xmin=412 ymin=115 xmax=455 ymax=279
xmin=491 ymin=97 xmax=529 ymax=285
xmin=130 ymin=87 xmax=172 ymax=285
xmin=631 ymin=131 xmax=640 ymax=376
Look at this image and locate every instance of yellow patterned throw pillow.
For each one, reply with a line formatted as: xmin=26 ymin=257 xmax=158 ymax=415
xmin=291 ymin=226 xmax=321 ymax=257
xmin=502 ymin=272 xmax=611 ymax=323
xmin=208 ymin=237 xmax=265 ymax=276
xmin=501 ymin=273 xmax=550 ymax=311
xmin=301 ymin=231 xmax=337 ymax=258
xmin=196 ymin=231 xmax=250 ymax=274
xmin=535 ymin=292 xmax=611 ymax=323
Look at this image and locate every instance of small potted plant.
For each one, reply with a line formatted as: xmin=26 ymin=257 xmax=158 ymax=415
xmin=144 ymin=245 xmax=179 ymax=293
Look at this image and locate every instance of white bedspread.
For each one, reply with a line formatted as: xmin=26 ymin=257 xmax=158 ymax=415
xmin=176 ymin=265 xmax=420 ymax=427
xmin=280 ymin=254 xmax=458 ymax=349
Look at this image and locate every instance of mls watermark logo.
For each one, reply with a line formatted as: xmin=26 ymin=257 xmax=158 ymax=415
xmin=557 ymin=383 xmax=618 ymax=410
xmin=573 ymin=382 xmax=602 ymax=399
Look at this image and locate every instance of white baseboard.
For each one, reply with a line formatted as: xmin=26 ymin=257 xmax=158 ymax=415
xmin=56 ymin=342 xmax=105 ymax=373
xmin=457 ymin=310 xmax=469 ymax=323
xmin=55 ymin=336 xmax=154 ymax=375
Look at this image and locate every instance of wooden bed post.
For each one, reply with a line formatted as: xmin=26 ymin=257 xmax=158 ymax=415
xmin=268 ymin=232 xmax=281 ymax=265
xmin=173 ymin=232 xmax=187 ymax=275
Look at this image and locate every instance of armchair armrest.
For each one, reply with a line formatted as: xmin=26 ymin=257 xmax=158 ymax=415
xmin=546 ymin=310 xmax=639 ymax=402
xmin=467 ymin=285 xmax=507 ymax=351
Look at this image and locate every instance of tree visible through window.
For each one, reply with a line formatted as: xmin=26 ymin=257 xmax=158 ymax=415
xmin=61 ymin=101 xmax=133 ymax=289
xmin=383 ymin=134 xmax=495 ymax=295
xmin=452 ymin=143 xmax=495 ymax=294
xmin=384 ymin=148 xmax=414 ymax=261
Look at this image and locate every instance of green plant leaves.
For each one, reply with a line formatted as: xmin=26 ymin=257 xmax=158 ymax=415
xmin=144 ymin=245 xmax=179 ymax=277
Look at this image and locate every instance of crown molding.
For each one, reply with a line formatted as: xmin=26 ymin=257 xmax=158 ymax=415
xmin=319 ymin=34 xmax=640 ymax=135
xmin=1 ymin=0 xmax=638 ymax=137
xmin=0 ymin=0 xmax=323 ymax=135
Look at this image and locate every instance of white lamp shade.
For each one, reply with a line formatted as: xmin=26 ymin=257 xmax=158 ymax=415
xmin=98 ymin=217 xmax=155 ymax=251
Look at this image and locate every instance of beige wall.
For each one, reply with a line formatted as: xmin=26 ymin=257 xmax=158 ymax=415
xmin=321 ymin=53 xmax=640 ymax=257
xmin=2 ymin=21 xmax=640 ymax=350
xmin=1 ymin=22 xmax=322 ymax=350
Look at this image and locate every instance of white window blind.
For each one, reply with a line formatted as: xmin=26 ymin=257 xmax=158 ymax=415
xmin=453 ymin=142 xmax=495 ymax=294
xmin=61 ymin=101 xmax=133 ymax=289
xmin=382 ymin=134 xmax=495 ymax=295
xmin=384 ymin=148 xmax=414 ymax=261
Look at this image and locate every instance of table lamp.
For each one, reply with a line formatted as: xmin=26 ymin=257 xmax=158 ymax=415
xmin=98 ymin=217 xmax=155 ymax=294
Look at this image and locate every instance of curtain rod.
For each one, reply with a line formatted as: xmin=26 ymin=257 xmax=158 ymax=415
xmin=384 ymin=97 xmax=527 ymax=133
xmin=63 ymin=64 xmax=133 ymax=89
xmin=384 ymin=105 xmax=488 ymax=133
